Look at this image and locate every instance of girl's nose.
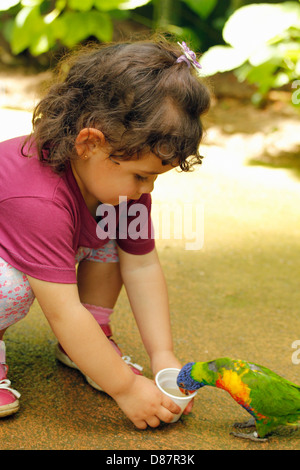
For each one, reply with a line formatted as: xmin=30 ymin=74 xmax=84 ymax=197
xmin=141 ymin=179 xmax=155 ymax=194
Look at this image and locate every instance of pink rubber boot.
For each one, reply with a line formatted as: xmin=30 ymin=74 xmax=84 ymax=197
xmin=0 ymin=341 xmax=21 ymax=418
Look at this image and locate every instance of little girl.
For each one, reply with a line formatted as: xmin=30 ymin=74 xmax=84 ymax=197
xmin=0 ymin=37 xmax=210 ymax=428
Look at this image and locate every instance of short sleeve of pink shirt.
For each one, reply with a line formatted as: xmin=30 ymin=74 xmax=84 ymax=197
xmin=0 ymin=136 xmax=155 ymax=283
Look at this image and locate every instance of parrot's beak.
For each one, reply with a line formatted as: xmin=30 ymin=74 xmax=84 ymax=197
xmin=179 ymin=387 xmax=191 ymax=396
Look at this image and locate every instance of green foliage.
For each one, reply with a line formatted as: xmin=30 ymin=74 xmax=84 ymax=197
xmin=200 ymin=2 xmax=300 ymax=100
xmin=0 ymin=0 xmax=230 ymax=60
xmin=182 ymin=0 xmax=218 ymax=19
xmin=0 ymin=0 xmax=152 ymax=56
xmin=4 ymin=0 xmax=297 ymax=105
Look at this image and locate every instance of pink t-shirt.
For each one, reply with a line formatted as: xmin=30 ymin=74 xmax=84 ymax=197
xmin=0 ymin=136 xmax=155 ymax=283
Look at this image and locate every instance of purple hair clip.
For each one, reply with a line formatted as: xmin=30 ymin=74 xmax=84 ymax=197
xmin=176 ymin=41 xmax=202 ymax=71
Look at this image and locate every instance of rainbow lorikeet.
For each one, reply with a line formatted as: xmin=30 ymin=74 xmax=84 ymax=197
xmin=177 ymin=357 xmax=300 ymax=442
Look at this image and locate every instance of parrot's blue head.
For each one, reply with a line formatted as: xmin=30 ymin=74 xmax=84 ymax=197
xmin=177 ymin=362 xmax=205 ymax=393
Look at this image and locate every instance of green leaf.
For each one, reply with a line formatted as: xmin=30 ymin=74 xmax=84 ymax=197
xmin=182 ymin=0 xmax=217 ymax=19
xmin=57 ymin=10 xmax=113 ymax=47
xmin=11 ymin=5 xmax=44 ymax=54
xmin=248 ymin=45 xmax=281 ymax=67
xmin=223 ymin=2 xmax=300 ymax=54
xmin=273 ymin=72 xmax=290 ymax=88
xmin=0 ymin=0 xmax=20 ymax=10
xmin=94 ymin=0 xmax=121 ymax=10
xmin=117 ymin=0 xmax=151 ymax=9
xmin=94 ymin=0 xmax=150 ymax=11
xmin=30 ymin=32 xmax=54 ymax=54
xmin=199 ymin=45 xmax=247 ymax=76
xmin=55 ymin=0 xmax=67 ymax=10
xmin=68 ymin=0 xmax=94 ymax=11
xmin=10 ymin=3 xmax=57 ymax=55
xmin=280 ymin=42 xmax=300 ymax=63
xmin=244 ymin=61 xmax=279 ymax=94
xmin=21 ymin=0 xmax=43 ymax=6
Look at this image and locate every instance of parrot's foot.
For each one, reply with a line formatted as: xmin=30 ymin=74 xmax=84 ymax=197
xmin=230 ymin=431 xmax=268 ymax=442
xmin=233 ymin=418 xmax=256 ymax=429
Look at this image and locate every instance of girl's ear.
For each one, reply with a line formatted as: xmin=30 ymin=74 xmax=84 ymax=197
xmin=75 ymin=128 xmax=106 ymax=157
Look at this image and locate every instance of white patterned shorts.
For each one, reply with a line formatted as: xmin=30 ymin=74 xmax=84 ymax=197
xmin=0 ymin=240 xmax=119 ymax=330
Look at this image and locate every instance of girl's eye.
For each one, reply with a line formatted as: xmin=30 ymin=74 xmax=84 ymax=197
xmin=135 ymin=174 xmax=148 ymax=182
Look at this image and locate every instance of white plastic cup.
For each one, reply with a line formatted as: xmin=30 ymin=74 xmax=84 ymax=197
xmin=155 ymin=368 xmax=197 ymax=423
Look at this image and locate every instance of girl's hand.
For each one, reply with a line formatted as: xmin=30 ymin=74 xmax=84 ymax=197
xmin=112 ymin=375 xmax=181 ymax=429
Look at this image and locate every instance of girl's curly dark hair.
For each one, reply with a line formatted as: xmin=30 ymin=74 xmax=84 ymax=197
xmin=22 ymin=36 xmax=210 ymax=174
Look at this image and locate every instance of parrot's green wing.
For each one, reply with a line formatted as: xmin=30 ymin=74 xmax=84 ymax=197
xmin=242 ymin=363 xmax=300 ymax=419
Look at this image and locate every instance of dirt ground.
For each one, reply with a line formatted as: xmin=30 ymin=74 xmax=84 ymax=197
xmin=0 ymin=68 xmax=300 ymax=450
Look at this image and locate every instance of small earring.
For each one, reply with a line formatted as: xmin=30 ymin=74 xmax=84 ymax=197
xmin=83 ymin=155 xmax=88 ymax=160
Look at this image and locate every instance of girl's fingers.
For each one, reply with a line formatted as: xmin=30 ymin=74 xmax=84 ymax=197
xmin=146 ymin=415 xmax=161 ymax=428
xmin=135 ymin=399 xmax=180 ymax=428
xmin=183 ymin=398 xmax=194 ymax=415
xmin=161 ymin=394 xmax=181 ymax=415
xmin=133 ymin=419 xmax=148 ymax=430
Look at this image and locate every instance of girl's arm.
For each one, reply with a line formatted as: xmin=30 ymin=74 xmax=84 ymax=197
xmin=117 ymin=247 xmax=182 ymax=375
xmin=27 ymin=275 xmax=181 ymax=428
